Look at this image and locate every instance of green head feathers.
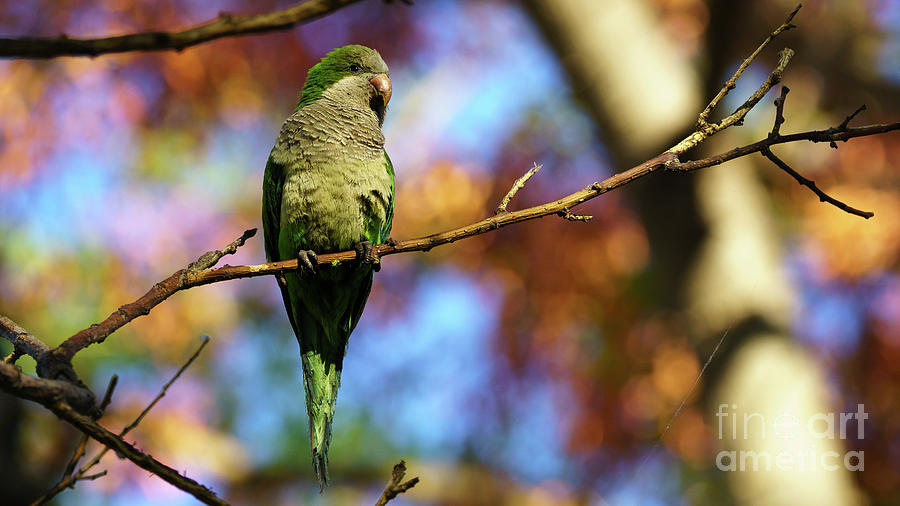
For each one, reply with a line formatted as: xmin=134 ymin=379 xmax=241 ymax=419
xmin=296 ymin=44 xmax=390 ymax=111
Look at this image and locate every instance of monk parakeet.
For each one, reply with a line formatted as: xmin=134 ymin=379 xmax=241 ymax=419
xmin=261 ymin=45 xmax=394 ymax=489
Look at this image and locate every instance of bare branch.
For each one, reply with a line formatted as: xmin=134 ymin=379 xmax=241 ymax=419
xmin=770 ymin=86 xmax=790 ymax=137
xmin=671 ymin=123 xmax=900 ymax=173
xmin=0 ymin=3 xmax=894 ymax=504
xmin=1 ymin=315 xmax=50 ymax=363
xmin=761 ymin=147 xmax=873 ymax=218
xmin=838 ymin=104 xmax=867 ymax=130
xmin=0 ymin=317 xmax=100 ymax=414
xmin=697 ymin=3 xmax=801 ymax=128
xmin=36 ymin=115 xmax=898 ymax=369
xmin=375 ymin=460 xmax=419 ymax=506
xmin=0 ymin=0 xmax=369 ymax=59
xmin=495 ymin=163 xmax=543 ymax=214
xmin=50 ymin=402 xmax=228 ymax=505
xmin=34 ymin=375 xmax=119 ymax=506
xmin=47 ymin=234 xmax=253 ymax=368
xmin=187 ymin=230 xmax=257 ymax=272
xmin=78 ymin=471 xmax=108 ymax=481
xmin=121 ymin=335 xmax=209 ymax=435
xmin=63 ymin=376 xmax=117 ymax=475
xmin=670 ymin=47 xmax=794 ymax=153
xmin=0 ymin=361 xmax=99 ymax=417
xmin=29 ymin=338 xmax=219 ymax=506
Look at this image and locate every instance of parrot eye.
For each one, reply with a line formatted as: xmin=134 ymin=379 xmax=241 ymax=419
xmin=348 ymin=63 xmax=362 ymax=72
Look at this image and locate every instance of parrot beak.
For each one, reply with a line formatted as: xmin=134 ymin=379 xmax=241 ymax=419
xmin=370 ymin=74 xmax=392 ymax=105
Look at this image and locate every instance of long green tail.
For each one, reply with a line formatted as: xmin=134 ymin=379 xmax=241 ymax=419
xmin=289 ymin=267 xmax=372 ymax=490
xmin=300 ymin=350 xmax=341 ymax=489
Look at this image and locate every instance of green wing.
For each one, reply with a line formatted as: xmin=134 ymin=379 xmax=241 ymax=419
xmin=262 ymin=152 xmax=283 ymax=263
xmin=379 ymin=150 xmax=395 ymax=243
xmin=262 ymin=152 xmax=302 ymax=337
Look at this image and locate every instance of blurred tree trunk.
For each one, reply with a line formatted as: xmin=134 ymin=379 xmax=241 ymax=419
xmin=0 ymin=396 xmax=54 ymax=505
xmin=522 ymin=0 xmax=865 ymax=503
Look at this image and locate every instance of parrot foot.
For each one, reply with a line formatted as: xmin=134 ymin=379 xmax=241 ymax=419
xmin=296 ymin=249 xmax=318 ymax=277
xmin=354 ymin=241 xmax=380 ymax=272
xmin=384 ymin=237 xmax=399 ymax=247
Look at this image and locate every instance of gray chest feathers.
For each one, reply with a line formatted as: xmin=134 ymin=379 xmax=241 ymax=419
xmin=272 ymin=83 xmax=393 ymax=252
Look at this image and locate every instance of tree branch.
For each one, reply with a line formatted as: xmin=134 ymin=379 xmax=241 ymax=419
xmin=0 ymin=361 xmax=100 ymax=417
xmin=697 ymin=3 xmax=800 ymax=128
xmin=0 ymin=0 xmax=367 ymax=58
xmin=1 ymin=4 xmax=897 ymax=504
xmin=670 ymin=122 xmax=900 ymax=174
xmin=32 ymin=375 xmax=118 ymax=506
xmin=46 ymin=231 xmax=255 ymax=370
xmin=669 ymin=47 xmax=794 ymax=153
xmin=49 ymin=401 xmax=227 ymax=505
xmin=375 ymin=460 xmax=419 ymax=506
xmin=41 ymin=111 xmax=899 ymax=374
xmin=29 ymin=337 xmax=220 ymax=506
xmin=761 ymin=147 xmax=873 ymax=218
xmin=495 ymin=163 xmax=543 ymax=214
xmin=1 ymin=315 xmax=50 ymax=364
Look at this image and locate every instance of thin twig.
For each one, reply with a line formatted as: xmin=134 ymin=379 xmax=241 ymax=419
xmin=761 ymin=147 xmax=873 ymax=218
xmin=51 ymin=402 xmax=227 ymax=505
xmin=831 ymin=104 xmax=868 ymax=147
xmin=670 ymin=6 xmax=800 ymax=154
xmin=78 ymin=471 xmax=108 ymax=481
xmin=697 ymin=3 xmax=801 ymax=128
xmin=722 ymin=48 xmax=794 ymax=129
xmin=0 ymin=0 xmax=368 ymax=58
xmin=62 ymin=376 xmax=117 ymax=476
xmin=670 ymin=48 xmax=794 ymax=153
xmin=757 ymin=86 xmax=871 ymax=218
xmin=838 ymin=104 xmax=867 ymax=130
xmin=671 ymin=122 xmax=900 ymax=173
xmin=187 ymin=230 xmax=257 ymax=273
xmin=770 ymin=86 xmax=790 ymax=137
xmin=29 ymin=338 xmax=217 ymax=506
xmin=98 ymin=375 xmax=119 ymax=412
xmin=49 ymin=234 xmax=252 ymax=367
xmin=375 ymin=460 xmax=419 ymax=506
xmin=34 ymin=375 xmax=119 ymax=506
xmin=3 ymin=362 xmax=226 ymax=504
xmin=121 ymin=335 xmax=209 ymax=435
xmin=495 ymin=163 xmax=543 ymax=214
xmin=79 ymin=338 xmax=209 ymax=477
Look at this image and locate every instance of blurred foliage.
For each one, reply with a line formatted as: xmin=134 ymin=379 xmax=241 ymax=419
xmin=0 ymin=0 xmax=899 ymax=505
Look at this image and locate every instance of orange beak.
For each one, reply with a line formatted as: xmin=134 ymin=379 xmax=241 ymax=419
xmin=370 ymin=74 xmax=392 ymax=105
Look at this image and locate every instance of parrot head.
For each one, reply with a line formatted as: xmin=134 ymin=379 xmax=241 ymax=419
xmin=296 ymin=44 xmax=392 ymax=126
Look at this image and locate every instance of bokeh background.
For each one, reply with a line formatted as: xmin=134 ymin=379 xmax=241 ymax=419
xmin=1 ymin=0 xmax=899 ymax=504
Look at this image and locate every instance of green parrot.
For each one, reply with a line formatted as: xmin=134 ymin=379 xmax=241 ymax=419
xmin=261 ymin=45 xmax=394 ymax=489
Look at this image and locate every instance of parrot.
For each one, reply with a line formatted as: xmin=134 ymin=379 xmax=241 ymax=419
xmin=261 ymin=44 xmax=394 ymax=489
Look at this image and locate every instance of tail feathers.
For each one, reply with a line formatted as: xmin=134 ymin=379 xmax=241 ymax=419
xmin=313 ymin=448 xmax=329 ymax=492
xmin=301 ymin=352 xmax=342 ymax=491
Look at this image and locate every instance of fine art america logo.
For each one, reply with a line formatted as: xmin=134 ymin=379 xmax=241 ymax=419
xmin=715 ymin=404 xmax=866 ymax=472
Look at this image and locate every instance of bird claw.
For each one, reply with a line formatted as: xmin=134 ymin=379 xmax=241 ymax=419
xmin=297 ymin=250 xmax=318 ymax=277
xmin=354 ymin=241 xmax=380 ymax=272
